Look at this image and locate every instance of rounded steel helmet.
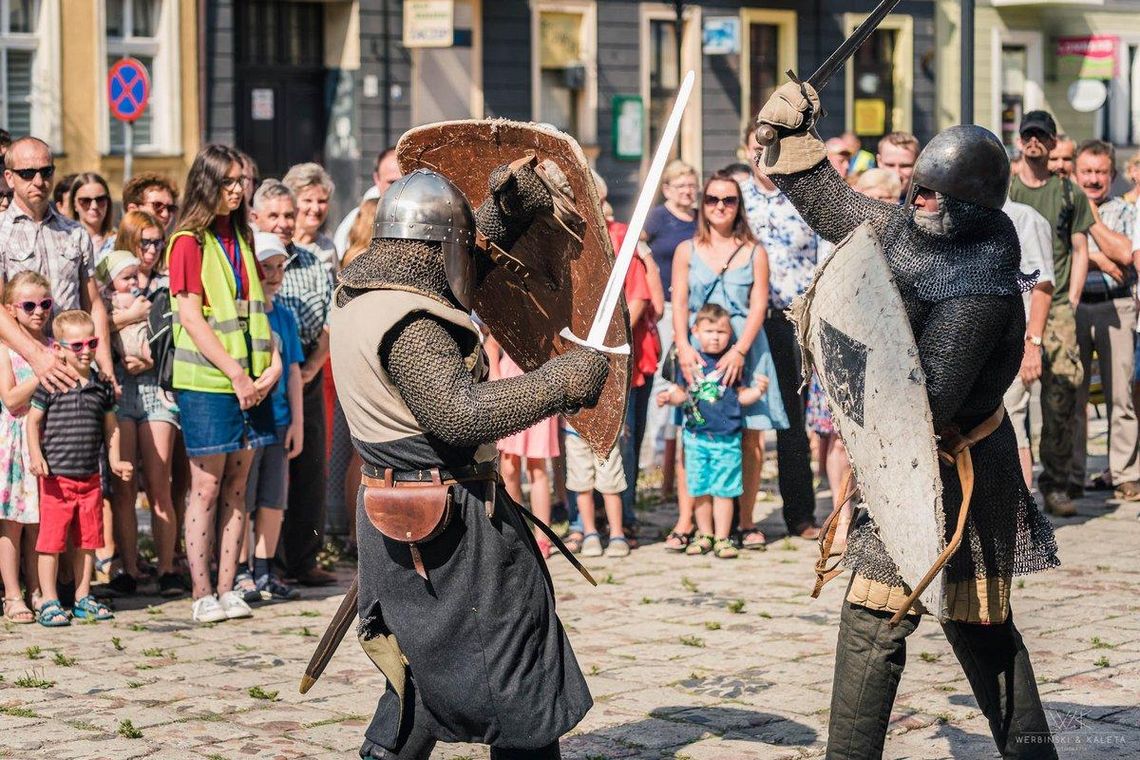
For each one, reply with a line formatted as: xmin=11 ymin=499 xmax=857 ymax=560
xmin=374 ymin=169 xmax=477 ymax=308
xmin=905 ymin=125 xmax=1010 ymax=211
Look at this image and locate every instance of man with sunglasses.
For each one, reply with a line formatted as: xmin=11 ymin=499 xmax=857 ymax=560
xmin=0 ymin=137 xmax=114 ymax=392
xmin=1010 ymin=111 xmax=1093 ymax=517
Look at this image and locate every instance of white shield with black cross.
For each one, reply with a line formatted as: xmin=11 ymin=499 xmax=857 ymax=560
xmin=789 ymin=222 xmax=946 ymax=617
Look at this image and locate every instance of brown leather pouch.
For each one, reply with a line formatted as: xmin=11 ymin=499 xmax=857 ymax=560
xmin=362 ymin=471 xmax=454 ymax=580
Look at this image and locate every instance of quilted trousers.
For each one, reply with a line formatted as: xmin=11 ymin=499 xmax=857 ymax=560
xmin=825 ymin=600 xmax=1058 ymax=760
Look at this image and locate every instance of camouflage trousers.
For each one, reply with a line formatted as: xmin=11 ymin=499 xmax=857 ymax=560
xmin=1037 ymin=302 xmax=1084 ymax=495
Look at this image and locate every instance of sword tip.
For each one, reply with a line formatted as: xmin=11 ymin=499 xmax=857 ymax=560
xmin=299 ymin=674 xmax=316 ymax=694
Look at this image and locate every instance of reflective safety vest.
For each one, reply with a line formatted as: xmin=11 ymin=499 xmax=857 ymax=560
xmin=169 ymin=229 xmax=272 ymax=393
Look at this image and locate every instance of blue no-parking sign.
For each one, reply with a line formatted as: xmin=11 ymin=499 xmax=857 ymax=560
xmin=108 ymin=58 xmax=150 ymax=122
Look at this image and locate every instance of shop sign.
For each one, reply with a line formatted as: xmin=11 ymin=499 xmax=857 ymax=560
xmin=1056 ymin=35 xmax=1117 ymax=80
xmin=853 ymin=99 xmax=887 ymax=136
xmin=703 ymin=17 xmax=740 ymax=55
xmin=251 ymin=88 xmax=274 ymax=121
xmin=404 ymin=0 xmax=454 ymax=48
xmin=540 ymin=11 xmax=582 ymax=68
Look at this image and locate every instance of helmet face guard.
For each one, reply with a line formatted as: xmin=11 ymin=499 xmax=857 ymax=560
xmin=905 ymin=125 xmax=1010 ymax=211
xmin=374 ymin=169 xmax=477 ymax=308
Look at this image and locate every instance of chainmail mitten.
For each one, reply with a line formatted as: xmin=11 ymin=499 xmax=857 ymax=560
xmin=383 ymin=316 xmax=608 ymax=448
xmin=917 ymin=295 xmax=1022 ymax=433
xmin=538 ymin=346 xmax=609 ymax=412
xmin=475 ymin=163 xmax=554 ymax=252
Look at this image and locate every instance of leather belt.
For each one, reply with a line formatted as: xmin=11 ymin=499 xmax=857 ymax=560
xmin=1081 ymin=287 xmax=1132 ymax=304
xmin=360 ymin=461 xmax=499 ymax=488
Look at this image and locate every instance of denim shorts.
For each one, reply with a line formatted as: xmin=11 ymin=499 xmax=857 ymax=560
xmin=682 ymin=429 xmax=743 ymax=499
xmin=246 ymin=427 xmax=288 ymax=511
xmin=117 ymin=372 xmax=180 ymax=428
xmin=175 ymin=389 xmax=276 ymax=458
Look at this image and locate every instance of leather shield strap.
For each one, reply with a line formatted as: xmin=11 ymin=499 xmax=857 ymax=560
xmin=888 ymin=406 xmax=1005 ymax=626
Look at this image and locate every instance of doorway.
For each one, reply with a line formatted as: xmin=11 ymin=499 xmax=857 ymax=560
xmin=235 ymin=0 xmax=328 ymax=179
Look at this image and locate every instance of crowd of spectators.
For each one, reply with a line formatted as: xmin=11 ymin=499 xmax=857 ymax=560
xmin=1 ymin=106 xmax=1138 ymax=628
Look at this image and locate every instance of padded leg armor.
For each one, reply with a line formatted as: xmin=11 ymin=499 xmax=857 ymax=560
xmin=827 ymin=600 xmax=1057 ymax=760
xmin=941 ymin=616 xmax=1057 ymax=760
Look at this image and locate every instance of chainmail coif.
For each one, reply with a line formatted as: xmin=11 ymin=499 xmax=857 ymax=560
xmin=770 ymin=158 xmax=1059 ymax=594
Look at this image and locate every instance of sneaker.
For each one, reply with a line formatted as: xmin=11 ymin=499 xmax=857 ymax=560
xmin=158 ymin=573 xmax=185 ymax=598
xmin=233 ymin=570 xmax=260 ymax=603
xmin=191 ymin=594 xmax=227 ymax=624
xmin=218 ymin=590 xmax=253 ymax=619
xmin=580 ymin=533 xmax=603 ymax=557
xmin=1044 ymin=491 xmax=1077 ymax=517
xmin=605 ymin=536 xmax=631 ymax=558
xmin=255 ymin=574 xmax=300 ymax=601
xmin=107 ymin=571 xmax=137 ymax=597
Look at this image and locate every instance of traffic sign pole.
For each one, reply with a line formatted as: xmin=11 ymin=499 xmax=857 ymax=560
xmin=124 ymin=121 xmax=134 ymax=183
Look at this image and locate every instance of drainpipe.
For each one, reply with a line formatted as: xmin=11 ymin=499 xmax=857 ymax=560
xmin=382 ymin=0 xmax=392 ymax=148
xmin=198 ymin=0 xmax=208 ymax=143
xmin=961 ymin=0 xmax=975 ymax=124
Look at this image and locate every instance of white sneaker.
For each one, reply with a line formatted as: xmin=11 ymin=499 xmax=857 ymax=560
xmin=218 ymin=590 xmax=253 ymax=619
xmin=191 ymin=594 xmax=227 ymax=624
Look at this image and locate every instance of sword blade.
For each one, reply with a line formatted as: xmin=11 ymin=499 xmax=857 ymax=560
xmin=563 ymin=70 xmax=695 ymax=352
xmin=299 ymin=574 xmax=359 ymax=694
xmin=807 ymin=0 xmax=904 ymax=89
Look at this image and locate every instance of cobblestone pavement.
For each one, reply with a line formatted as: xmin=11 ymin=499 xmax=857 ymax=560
xmin=2 ymin=459 xmax=1139 ymax=758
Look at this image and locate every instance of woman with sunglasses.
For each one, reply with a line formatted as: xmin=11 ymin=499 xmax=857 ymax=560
xmin=97 ymin=210 xmax=184 ymax=597
xmin=668 ymin=170 xmax=789 ymax=552
xmin=67 ymin=173 xmax=114 ymax=255
xmin=168 ymin=144 xmax=281 ymax=624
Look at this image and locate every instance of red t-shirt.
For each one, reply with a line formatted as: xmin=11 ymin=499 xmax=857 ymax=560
xmin=169 ymin=215 xmax=263 ymax=306
xmin=612 ymin=220 xmax=661 ymax=388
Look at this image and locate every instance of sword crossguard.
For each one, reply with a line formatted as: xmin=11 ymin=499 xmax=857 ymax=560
xmin=558 ymin=326 xmax=630 ymax=356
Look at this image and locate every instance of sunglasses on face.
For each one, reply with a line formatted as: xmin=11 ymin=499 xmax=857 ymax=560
xmin=56 ymin=337 xmax=99 ymax=353
xmin=222 ymin=177 xmax=244 ymax=190
xmin=16 ymin=298 xmax=53 ymax=314
xmin=11 ymin=165 xmax=55 ymax=182
xmin=76 ymin=195 xmax=110 ymax=209
xmin=140 ymin=237 xmax=164 ymax=250
xmin=703 ymin=194 xmax=740 ymax=208
xmin=148 ymin=200 xmax=177 ymax=215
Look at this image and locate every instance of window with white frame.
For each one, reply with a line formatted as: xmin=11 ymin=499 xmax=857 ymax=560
xmin=104 ymin=0 xmax=179 ymax=154
xmin=1 ymin=0 xmax=42 ymax=137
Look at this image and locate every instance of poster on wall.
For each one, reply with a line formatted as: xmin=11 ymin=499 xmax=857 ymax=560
xmin=1056 ymin=35 xmax=1118 ymax=80
xmin=853 ymin=99 xmax=886 ymax=136
xmin=404 ymin=0 xmax=454 ymax=48
xmin=703 ymin=17 xmax=740 ymax=55
xmin=612 ymin=95 xmax=644 ymax=161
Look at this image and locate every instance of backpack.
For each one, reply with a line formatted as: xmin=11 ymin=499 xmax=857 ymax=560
xmin=147 ymin=286 xmax=176 ymax=392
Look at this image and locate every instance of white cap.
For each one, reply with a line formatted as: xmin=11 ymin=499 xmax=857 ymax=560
xmin=254 ymin=231 xmax=288 ymax=262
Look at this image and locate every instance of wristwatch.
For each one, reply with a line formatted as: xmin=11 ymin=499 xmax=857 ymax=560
xmin=1025 ymin=334 xmax=1043 ymax=347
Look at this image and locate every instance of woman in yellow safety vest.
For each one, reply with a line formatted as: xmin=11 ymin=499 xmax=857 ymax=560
xmin=167 ymin=144 xmax=282 ymax=625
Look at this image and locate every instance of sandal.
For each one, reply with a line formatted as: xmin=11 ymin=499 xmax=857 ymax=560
xmin=714 ymin=538 xmax=739 ymax=559
xmin=37 ymin=599 xmax=70 ymax=627
xmin=72 ymin=595 xmax=114 ymax=621
xmin=740 ymin=528 xmax=767 ymax=550
xmin=663 ymin=529 xmax=693 ymax=552
xmin=685 ymin=534 xmax=714 ymax=556
xmin=3 ymin=597 xmax=34 ymax=624
xmin=561 ymin=532 xmax=583 ymax=555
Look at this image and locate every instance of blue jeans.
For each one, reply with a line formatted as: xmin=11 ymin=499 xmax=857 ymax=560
xmin=176 ymin=389 xmax=275 ymax=458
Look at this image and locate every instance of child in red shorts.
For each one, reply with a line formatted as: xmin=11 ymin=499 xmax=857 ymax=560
xmin=26 ymin=310 xmax=133 ymax=626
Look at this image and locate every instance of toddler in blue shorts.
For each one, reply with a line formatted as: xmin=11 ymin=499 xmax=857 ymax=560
xmin=657 ymin=304 xmax=767 ymax=559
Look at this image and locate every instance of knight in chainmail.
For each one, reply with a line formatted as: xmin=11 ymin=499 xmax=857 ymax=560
xmin=756 ymin=83 xmax=1060 ymax=759
xmin=330 ymin=166 xmax=608 ymax=760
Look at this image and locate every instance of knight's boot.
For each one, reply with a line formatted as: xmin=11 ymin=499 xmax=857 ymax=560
xmin=360 ymin=682 xmax=437 ymax=760
xmin=825 ymin=600 xmax=920 ymax=760
xmin=942 ymin=614 xmax=1058 ymax=760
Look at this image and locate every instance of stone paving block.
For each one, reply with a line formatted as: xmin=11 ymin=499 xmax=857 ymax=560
xmin=283 ymin=714 xmax=370 ymax=753
xmin=52 ymin=737 xmax=159 ymax=759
